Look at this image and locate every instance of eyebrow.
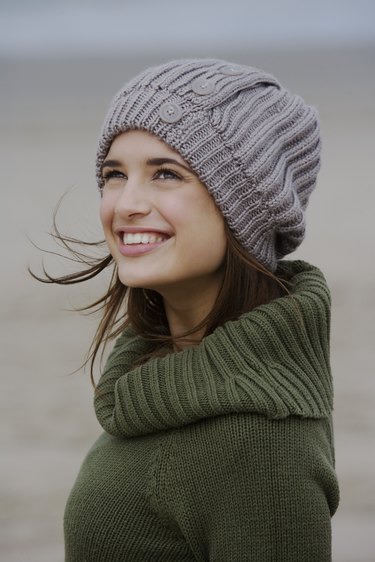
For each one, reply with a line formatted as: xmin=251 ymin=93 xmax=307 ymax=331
xmin=101 ymin=159 xmax=122 ymax=170
xmin=146 ymin=157 xmax=193 ymax=174
xmin=101 ymin=157 xmax=194 ymax=175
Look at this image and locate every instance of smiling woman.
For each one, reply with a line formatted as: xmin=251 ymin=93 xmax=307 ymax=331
xmin=32 ymin=59 xmax=339 ymax=561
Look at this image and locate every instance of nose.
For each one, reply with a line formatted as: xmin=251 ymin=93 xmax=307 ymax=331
xmin=114 ymin=179 xmax=151 ymax=219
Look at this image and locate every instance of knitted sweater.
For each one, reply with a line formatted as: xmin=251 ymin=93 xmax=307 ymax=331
xmin=64 ymin=260 xmax=339 ymax=561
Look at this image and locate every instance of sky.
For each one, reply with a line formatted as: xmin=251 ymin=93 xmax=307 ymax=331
xmin=1 ymin=0 xmax=374 ymax=57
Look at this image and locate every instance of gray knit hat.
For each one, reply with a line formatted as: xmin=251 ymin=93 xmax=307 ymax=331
xmin=96 ymin=59 xmax=321 ymax=271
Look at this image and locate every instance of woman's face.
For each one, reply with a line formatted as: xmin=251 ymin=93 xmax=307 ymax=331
xmin=100 ymin=130 xmax=227 ymax=298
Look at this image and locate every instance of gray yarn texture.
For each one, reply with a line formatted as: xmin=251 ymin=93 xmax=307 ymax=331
xmin=96 ymin=59 xmax=321 ymax=272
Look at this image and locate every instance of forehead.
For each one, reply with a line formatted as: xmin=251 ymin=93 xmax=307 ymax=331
xmin=107 ymin=129 xmax=185 ymax=162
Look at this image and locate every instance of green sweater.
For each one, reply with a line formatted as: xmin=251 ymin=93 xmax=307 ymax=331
xmin=64 ymin=260 xmax=339 ymax=561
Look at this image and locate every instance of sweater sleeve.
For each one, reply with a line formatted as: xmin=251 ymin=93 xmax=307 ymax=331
xmin=162 ymin=412 xmax=339 ymax=562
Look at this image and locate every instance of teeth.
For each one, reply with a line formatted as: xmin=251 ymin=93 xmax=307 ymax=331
xmin=123 ymin=232 xmax=166 ymax=245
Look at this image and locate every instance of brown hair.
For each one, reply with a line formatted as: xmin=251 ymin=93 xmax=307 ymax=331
xmin=30 ymin=214 xmax=290 ymax=385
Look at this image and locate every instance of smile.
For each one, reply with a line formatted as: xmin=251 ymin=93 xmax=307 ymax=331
xmin=118 ymin=230 xmax=171 ymax=257
xmin=123 ymin=232 xmax=168 ymax=245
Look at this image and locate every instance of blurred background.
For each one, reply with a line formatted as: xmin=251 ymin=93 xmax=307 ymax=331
xmin=1 ymin=0 xmax=374 ymax=560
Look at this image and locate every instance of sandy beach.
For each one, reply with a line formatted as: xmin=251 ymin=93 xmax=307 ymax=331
xmin=1 ymin=46 xmax=375 ymax=561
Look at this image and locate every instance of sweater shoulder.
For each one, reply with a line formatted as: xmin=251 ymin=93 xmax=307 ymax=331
xmin=173 ymin=411 xmax=336 ymax=470
xmin=164 ymin=412 xmax=338 ymax=516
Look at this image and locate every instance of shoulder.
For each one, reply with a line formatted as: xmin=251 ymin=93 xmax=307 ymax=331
xmin=167 ymin=412 xmax=338 ymax=514
xmin=174 ymin=411 xmax=335 ymax=468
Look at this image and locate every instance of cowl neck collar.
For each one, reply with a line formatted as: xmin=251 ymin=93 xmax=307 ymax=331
xmin=94 ymin=260 xmax=333 ymax=438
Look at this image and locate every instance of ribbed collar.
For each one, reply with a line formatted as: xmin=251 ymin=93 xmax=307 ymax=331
xmin=94 ymin=261 xmax=333 ymax=438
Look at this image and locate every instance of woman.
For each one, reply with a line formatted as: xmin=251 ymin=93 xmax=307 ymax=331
xmin=39 ymin=59 xmax=340 ymax=560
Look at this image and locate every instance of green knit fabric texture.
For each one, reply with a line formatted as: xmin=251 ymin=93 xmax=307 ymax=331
xmin=64 ymin=260 xmax=339 ymax=561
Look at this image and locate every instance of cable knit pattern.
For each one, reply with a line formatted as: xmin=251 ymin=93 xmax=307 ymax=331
xmin=64 ymin=261 xmax=339 ymax=561
xmin=95 ymin=59 xmax=321 ymax=271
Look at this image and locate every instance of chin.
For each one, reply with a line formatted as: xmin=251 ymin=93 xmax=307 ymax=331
xmin=117 ymin=275 xmax=145 ymax=289
xmin=117 ymin=270 xmax=159 ymax=290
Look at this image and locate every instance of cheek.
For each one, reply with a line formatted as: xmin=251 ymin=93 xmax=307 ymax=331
xmin=180 ymin=202 xmax=227 ymax=265
xmin=198 ymin=207 xmax=227 ymax=265
xmin=99 ymin=197 xmax=113 ymax=233
xmin=205 ymin=221 xmax=227 ymax=266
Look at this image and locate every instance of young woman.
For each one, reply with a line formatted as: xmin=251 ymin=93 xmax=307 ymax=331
xmin=38 ymin=59 xmax=339 ymax=561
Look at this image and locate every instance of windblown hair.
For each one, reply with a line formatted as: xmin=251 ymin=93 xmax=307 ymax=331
xmin=30 ymin=212 xmax=290 ymax=385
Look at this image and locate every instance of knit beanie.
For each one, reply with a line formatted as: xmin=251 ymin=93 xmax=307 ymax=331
xmin=96 ymin=59 xmax=321 ymax=272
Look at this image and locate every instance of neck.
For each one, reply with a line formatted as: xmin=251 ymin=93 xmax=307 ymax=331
xmin=158 ymin=274 xmax=223 ymax=350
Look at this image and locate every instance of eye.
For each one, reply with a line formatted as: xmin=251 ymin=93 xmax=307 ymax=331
xmin=154 ymin=167 xmax=182 ymax=181
xmin=102 ymin=169 xmax=127 ymax=183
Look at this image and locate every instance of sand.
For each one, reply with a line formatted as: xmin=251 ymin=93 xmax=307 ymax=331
xmin=1 ymin=46 xmax=375 ymax=561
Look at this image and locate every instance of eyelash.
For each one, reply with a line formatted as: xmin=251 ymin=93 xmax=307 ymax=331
xmin=158 ymin=167 xmax=183 ymax=180
xmin=102 ymin=167 xmax=183 ymax=183
xmin=102 ymin=170 xmax=123 ymax=183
